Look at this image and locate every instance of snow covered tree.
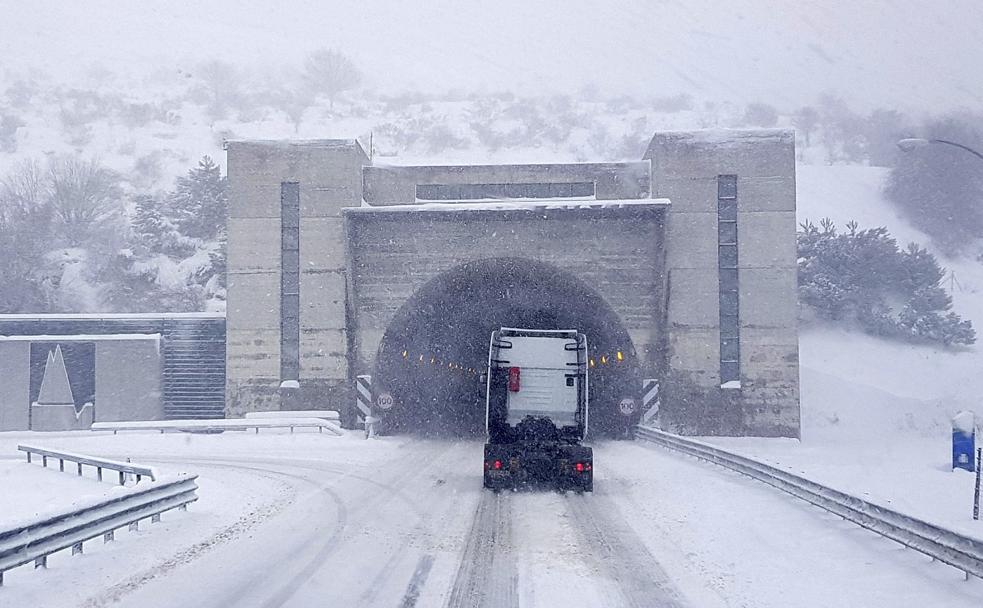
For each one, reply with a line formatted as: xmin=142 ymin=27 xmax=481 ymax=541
xmin=166 ymin=155 xmax=227 ymax=241
xmin=303 ymin=49 xmax=361 ymax=110
xmin=798 ymin=219 xmax=975 ymax=345
xmin=105 ymin=156 xmax=228 ymax=312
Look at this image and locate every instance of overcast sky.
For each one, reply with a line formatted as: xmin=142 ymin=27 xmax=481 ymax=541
xmin=2 ymin=0 xmax=982 ymax=112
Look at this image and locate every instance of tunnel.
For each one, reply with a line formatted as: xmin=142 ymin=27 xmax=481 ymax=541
xmin=373 ymin=257 xmax=643 ymax=437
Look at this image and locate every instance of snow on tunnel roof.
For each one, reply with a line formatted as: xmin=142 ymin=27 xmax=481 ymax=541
xmin=0 ymin=312 xmax=225 ymax=321
xmin=348 ymin=197 xmax=670 ymax=213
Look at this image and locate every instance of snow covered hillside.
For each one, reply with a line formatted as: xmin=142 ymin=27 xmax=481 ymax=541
xmin=797 ymin=163 xmax=983 ymax=411
xmin=3 ymin=1 xmax=982 ymax=112
xmin=695 ymin=163 xmax=983 ymax=539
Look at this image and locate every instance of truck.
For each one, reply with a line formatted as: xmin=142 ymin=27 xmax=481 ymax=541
xmin=482 ymin=327 xmax=593 ymax=492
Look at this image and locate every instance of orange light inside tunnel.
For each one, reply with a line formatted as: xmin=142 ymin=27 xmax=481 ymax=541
xmin=616 ymin=351 xmax=624 ymax=361
xmin=601 ymin=355 xmax=608 ymax=365
xmin=589 ymin=358 xmax=595 ymax=368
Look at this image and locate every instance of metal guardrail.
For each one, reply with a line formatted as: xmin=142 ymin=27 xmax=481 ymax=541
xmin=635 ymin=425 xmax=983 ymax=580
xmin=0 ymin=474 xmax=198 ymax=586
xmin=18 ymin=444 xmax=157 ymax=485
xmin=244 ymin=410 xmax=341 ymax=421
xmin=91 ymin=418 xmax=344 ymax=436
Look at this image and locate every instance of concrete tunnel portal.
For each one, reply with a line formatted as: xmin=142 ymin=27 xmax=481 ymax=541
xmin=373 ymin=258 xmax=643 ymax=437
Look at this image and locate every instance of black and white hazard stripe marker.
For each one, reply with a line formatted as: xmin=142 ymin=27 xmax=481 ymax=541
xmin=640 ymin=378 xmax=660 ymax=424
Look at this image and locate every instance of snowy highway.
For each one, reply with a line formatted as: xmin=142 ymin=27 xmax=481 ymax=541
xmin=1 ymin=432 xmax=982 ymax=607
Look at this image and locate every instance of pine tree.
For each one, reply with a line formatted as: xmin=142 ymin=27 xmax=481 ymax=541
xmin=167 ymin=156 xmax=227 ymax=241
xmin=797 ymin=219 xmax=975 ymax=346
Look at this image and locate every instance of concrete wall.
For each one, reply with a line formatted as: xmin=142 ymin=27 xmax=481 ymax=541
xmin=0 ymin=342 xmax=29 ymax=430
xmin=95 ymin=341 xmax=163 ymax=422
xmin=647 ymin=129 xmax=800 ymax=437
xmin=0 ymin=339 xmax=163 ymax=430
xmin=364 ymin=162 xmax=650 ymax=203
xmin=345 ymin=207 xmax=666 ymax=375
xmin=224 ymin=131 xmax=800 ymax=437
xmin=225 ymin=140 xmax=369 ymax=415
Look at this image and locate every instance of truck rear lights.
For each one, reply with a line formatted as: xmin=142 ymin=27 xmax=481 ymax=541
xmin=491 ymin=459 xmax=503 ymax=470
xmin=508 ymin=367 xmax=521 ymax=392
xmin=575 ymin=462 xmax=592 ymax=473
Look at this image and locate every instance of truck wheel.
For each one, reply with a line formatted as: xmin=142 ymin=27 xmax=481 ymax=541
xmin=582 ymin=474 xmax=593 ymax=492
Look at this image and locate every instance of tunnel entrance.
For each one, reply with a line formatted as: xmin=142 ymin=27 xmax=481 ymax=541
xmin=373 ymin=258 xmax=643 ymax=437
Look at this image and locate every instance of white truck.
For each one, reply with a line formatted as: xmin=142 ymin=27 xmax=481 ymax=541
xmin=483 ymin=328 xmax=593 ymax=492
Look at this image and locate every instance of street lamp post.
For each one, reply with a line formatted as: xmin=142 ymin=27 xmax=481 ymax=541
xmin=897 ymin=138 xmax=983 ymax=162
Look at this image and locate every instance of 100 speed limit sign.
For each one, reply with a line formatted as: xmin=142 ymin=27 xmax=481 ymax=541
xmin=376 ymin=392 xmax=394 ymax=410
xmin=618 ymin=397 xmax=637 ymax=416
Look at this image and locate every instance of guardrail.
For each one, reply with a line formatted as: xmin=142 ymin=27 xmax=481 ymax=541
xmin=244 ymin=410 xmax=341 ymax=421
xmin=635 ymin=425 xmax=983 ymax=580
xmin=18 ymin=444 xmax=156 ymax=485
xmin=91 ymin=418 xmax=344 ymax=436
xmin=0 ymin=474 xmax=198 ymax=586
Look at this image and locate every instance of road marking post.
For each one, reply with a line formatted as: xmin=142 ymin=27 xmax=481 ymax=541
xmin=640 ymin=379 xmax=660 ymax=424
xmin=974 ymin=447 xmax=981 ymax=521
xmin=356 ymin=374 xmax=374 ymax=438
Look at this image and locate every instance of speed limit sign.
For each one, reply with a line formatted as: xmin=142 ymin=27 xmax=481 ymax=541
xmin=618 ymin=397 xmax=637 ymax=416
xmin=376 ymin=392 xmax=394 ymax=410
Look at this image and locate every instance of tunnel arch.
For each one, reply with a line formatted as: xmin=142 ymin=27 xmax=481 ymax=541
xmin=372 ymin=257 xmax=643 ymax=436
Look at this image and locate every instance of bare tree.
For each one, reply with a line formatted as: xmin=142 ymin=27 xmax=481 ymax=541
xmin=303 ymin=49 xmax=362 ymax=110
xmin=792 ymin=106 xmax=819 ymax=147
xmin=47 ymin=157 xmax=123 ymax=247
xmin=0 ymin=161 xmax=54 ymax=311
xmin=195 ymin=60 xmax=242 ymax=122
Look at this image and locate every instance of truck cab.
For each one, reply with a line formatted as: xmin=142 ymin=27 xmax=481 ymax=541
xmin=483 ymin=328 xmax=593 ymax=492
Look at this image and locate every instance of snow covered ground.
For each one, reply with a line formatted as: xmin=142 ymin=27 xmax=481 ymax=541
xmin=1 ymin=430 xmax=980 ymax=607
xmin=693 ymin=162 xmax=983 ymax=542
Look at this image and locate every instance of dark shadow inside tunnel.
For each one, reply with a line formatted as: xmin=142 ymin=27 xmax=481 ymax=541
xmin=373 ymin=257 xmax=642 ymax=437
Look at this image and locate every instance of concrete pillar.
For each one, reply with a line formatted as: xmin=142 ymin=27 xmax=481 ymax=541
xmin=646 ymin=129 xmax=800 ymax=437
xmin=225 ymin=140 xmax=369 ymax=417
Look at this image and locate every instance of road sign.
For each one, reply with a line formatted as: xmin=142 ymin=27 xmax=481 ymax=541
xmin=618 ymin=397 xmax=637 ymax=416
xmin=376 ymin=391 xmax=394 ymax=410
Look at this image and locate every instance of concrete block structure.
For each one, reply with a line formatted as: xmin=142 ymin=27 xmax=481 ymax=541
xmin=0 ymin=314 xmax=225 ymax=431
xmin=224 ymin=130 xmax=799 ymax=437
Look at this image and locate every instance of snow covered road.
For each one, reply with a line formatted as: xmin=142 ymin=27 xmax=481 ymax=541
xmin=2 ymin=432 xmax=981 ymax=607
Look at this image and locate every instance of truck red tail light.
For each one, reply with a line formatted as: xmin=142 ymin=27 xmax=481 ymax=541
xmin=575 ymin=462 xmax=592 ymax=473
xmin=508 ymin=367 xmax=521 ymax=392
xmin=493 ymin=459 xmax=503 ymax=470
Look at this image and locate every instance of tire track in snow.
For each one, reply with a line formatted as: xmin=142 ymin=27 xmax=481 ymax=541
xmin=81 ymin=462 xmax=302 ymax=608
xmin=355 ymin=441 xmax=478 ymax=607
xmin=207 ymin=444 xmax=455 ymax=607
xmin=445 ymin=491 xmax=518 ymax=608
xmin=566 ymin=491 xmax=689 ymax=608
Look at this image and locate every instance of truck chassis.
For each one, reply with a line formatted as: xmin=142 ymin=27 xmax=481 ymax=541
xmin=483 ymin=441 xmax=593 ymax=492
